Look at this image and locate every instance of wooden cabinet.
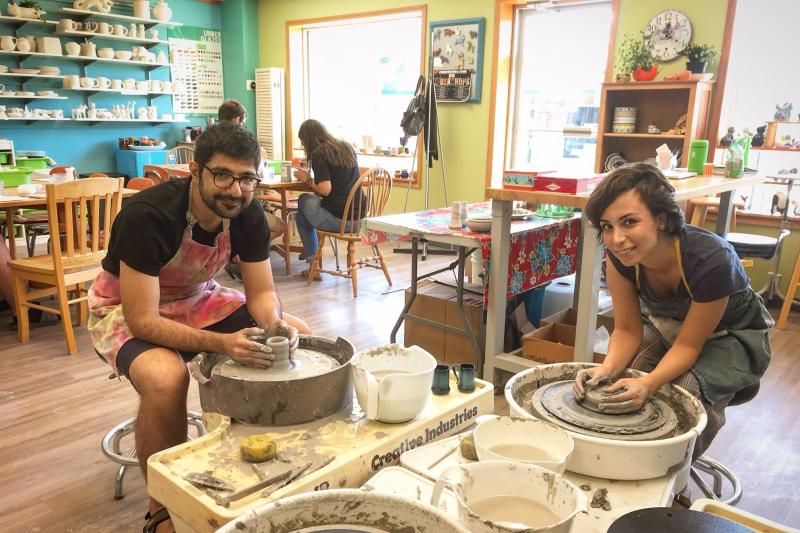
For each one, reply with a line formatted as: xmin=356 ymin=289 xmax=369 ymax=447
xmin=594 ymin=80 xmax=714 ymax=173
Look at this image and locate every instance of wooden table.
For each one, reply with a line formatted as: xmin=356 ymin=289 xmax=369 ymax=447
xmin=482 ymin=174 xmax=766 ymax=383
xmin=1 ymin=186 xmax=137 ymax=259
xmin=257 ymin=179 xmax=311 ymax=274
xmin=160 ymin=163 xmax=191 ymax=178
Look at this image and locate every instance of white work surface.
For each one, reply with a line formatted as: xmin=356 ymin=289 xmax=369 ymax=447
xmin=389 ymin=433 xmax=684 ymax=532
xmin=483 ymin=174 xmax=766 ymax=384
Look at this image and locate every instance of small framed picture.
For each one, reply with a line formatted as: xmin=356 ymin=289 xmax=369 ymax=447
xmin=430 ymin=17 xmax=485 ymax=103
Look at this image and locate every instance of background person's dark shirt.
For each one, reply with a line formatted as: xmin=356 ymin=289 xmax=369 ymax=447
xmin=311 ymin=158 xmax=363 ymax=219
xmin=101 ymin=178 xmax=270 ymax=277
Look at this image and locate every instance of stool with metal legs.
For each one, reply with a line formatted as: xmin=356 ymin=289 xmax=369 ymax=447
xmin=690 ymin=382 xmax=760 ymax=505
xmin=100 ymin=412 xmax=206 ymax=500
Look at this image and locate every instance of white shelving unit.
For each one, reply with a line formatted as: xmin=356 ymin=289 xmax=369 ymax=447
xmin=0 ymin=8 xmax=183 ymax=126
xmin=58 ymin=8 xmax=183 ymax=28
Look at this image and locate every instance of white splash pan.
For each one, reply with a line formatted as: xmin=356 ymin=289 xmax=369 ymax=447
xmin=505 ymin=362 xmax=707 ymax=480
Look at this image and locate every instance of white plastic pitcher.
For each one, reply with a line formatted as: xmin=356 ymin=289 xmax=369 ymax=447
xmin=351 ymin=344 xmax=436 ymax=423
xmin=431 ymin=461 xmax=587 ymax=533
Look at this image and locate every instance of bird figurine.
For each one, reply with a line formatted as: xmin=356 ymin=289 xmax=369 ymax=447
xmin=720 ymin=127 xmax=735 ymax=147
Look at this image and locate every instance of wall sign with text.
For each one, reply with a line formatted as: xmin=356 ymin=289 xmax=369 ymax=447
xmin=168 ymin=26 xmax=224 ymax=114
xmin=429 ymin=18 xmax=485 ymax=103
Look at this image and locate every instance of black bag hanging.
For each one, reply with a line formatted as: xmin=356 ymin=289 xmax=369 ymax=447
xmin=400 ymin=75 xmax=427 ymax=137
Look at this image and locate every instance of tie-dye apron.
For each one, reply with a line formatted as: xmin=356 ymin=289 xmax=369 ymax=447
xmin=88 ymin=183 xmax=245 ymax=369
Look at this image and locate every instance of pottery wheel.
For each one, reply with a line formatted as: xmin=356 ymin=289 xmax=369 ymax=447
xmin=530 ymin=381 xmax=678 ymax=441
xmin=212 ymin=348 xmax=340 ymax=381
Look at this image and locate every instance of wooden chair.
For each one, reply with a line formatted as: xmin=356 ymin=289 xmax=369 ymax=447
xmin=9 ymin=178 xmax=124 ymax=354
xmin=18 ymin=166 xmax=75 ymax=256
xmin=143 ymin=164 xmax=169 ymax=184
xmin=166 ymin=146 xmax=194 ymax=165
xmin=88 ymin=172 xmax=109 ymax=178
xmin=306 ymin=168 xmax=393 ymax=297
xmin=126 ymin=177 xmax=156 ymax=190
xmin=776 ymin=252 xmax=800 ymax=329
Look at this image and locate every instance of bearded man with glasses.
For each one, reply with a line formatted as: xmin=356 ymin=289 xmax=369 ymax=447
xmin=87 ymin=122 xmax=310 ymax=533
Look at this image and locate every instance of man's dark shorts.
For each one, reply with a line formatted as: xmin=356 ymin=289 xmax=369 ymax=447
xmin=114 ymin=305 xmax=256 ymax=379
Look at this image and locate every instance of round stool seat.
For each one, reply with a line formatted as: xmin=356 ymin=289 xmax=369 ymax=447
xmin=723 ymin=232 xmax=781 ymax=259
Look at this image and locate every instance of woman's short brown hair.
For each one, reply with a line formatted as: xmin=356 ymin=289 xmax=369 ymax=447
xmin=584 ymin=163 xmax=684 ymax=236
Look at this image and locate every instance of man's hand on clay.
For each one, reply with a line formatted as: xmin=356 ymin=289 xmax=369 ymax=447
xmin=223 ymin=327 xmax=275 ymax=368
xmin=597 ymin=377 xmax=651 ymax=413
xmin=264 ymin=319 xmax=299 ymax=356
xmin=573 ymin=366 xmax=615 ymax=400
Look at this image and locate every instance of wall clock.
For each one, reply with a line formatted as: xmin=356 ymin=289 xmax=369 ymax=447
xmin=645 ymin=10 xmax=692 ymax=61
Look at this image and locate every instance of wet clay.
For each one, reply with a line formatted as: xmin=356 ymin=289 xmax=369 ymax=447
xmin=468 ymin=495 xmax=560 ymax=529
xmin=212 ymin=349 xmax=340 ymax=381
xmin=460 ymin=435 xmax=478 ymax=461
xmin=590 ymin=487 xmax=612 ymax=511
xmin=580 ymin=384 xmax=641 ymax=415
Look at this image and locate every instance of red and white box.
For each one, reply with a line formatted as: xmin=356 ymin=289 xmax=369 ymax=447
xmin=502 ymin=169 xmax=556 ymax=190
xmin=533 ymin=172 xmax=606 ymax=194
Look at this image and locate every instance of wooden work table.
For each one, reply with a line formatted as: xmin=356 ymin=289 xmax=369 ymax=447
xmin=482 ymin=173 xmax=765 ymax=384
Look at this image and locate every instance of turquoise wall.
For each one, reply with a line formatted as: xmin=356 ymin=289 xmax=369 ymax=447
xmin=220 ymin=0 xmax=259 ymax=134
xmin=0 ymin=0 xmax=221 ymax=175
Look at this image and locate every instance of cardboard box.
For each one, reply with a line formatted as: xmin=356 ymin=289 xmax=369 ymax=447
xmin=533 ymin=172 xmax=606 ymax=194
xmin=522 ymin=323 xmax=606 ymax=364
xmin=540 ymin=307 xmax=615 ymax=334
xmin=404 ymin=280 xmax=484 ymax=365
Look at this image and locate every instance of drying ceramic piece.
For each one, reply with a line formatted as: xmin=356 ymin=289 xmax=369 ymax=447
xmin=216 ymin=488 xmax=471 ymax=533
xmin=351 ymin=344 xmax=436 ymax=423
xmin=190 ymin=335 xmax=354 ymax=426
xmin=505 ymin=363 xmax=707 ymax=480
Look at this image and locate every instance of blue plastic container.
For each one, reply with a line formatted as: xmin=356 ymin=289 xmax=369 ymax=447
xmin=114 ymin=147 xmax=168 ymax=179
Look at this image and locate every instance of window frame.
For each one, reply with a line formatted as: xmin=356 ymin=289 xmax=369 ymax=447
xmin=284 ymin=5 xmax=427 ymax=186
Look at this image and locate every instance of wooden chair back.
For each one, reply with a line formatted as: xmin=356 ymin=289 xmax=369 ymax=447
xmin=167 ymin=146 xmax=194 ymax=165
xmin=338 ymin=167 xmax=393 ymax=236
xmin=127 ymin=177 xmax=156 ymax=190
xmin=46 ymin=178 xmax=124 ymax=271
xmin=143 ymin=164 xmax=170 ymax=183
xmin=88 ymin=173 xmax=110 ymax=178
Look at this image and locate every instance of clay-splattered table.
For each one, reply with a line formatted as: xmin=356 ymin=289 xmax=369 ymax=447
xmin=148 ymin=376 xmax=494 ymax=533
xmin=363 ymin=202 xmax=580 ymax=370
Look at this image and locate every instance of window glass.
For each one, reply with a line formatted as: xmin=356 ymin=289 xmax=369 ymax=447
xmin=509 ymin=3 xmax=612 ymax=173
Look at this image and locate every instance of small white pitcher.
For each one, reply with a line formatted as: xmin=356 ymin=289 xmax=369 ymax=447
xmin=351 ymin=344 xmax=436 ymax=423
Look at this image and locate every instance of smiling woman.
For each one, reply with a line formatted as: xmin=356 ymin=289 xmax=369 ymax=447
xmin=578 ymin=163 xmax=773 ymax=459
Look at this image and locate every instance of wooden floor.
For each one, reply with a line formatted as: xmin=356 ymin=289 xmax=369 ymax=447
xmin=0 ymin=241 xmax=798 ymax=531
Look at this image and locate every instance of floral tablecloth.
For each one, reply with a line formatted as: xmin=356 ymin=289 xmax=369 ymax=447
xmin=363 ymin=202 xmax=580 ymax=305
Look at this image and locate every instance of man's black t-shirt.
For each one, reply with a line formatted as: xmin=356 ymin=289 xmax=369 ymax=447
xmin=101 ymin=178 xmax=270 ymax=276
xmin=311 ymin=158 xmax=363 ymax=219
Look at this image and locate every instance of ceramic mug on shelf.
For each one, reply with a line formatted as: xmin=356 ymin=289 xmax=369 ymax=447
xmin=110 ymin=79 xmax=123 ymax=90
xmin=22 ymin=36 xmax=36 ymax=52
xmin=82 ymin=20 xmax=99 ymax=33
xmin=63 ymin=75 xmax=80 ymax=89
xmin=58 ymin=19 xmax=78 ymax=32
xmin=80 ymin=77 xmax=99 ymax=89
xmin=0 ymin=36 xmax=17 ymax=52
xmin=149 ymin=79 xmax=161 ymax=92
xmin=112 ymin=24 xmax=128 ymax=37
xmin=97 ymin=22 xmax=112 ymax=35
xmin=96 ymin=77 xmax=111 ymax=89
xmin=64 ymin=41 xmax=81 ymax=56
xmin=136 ymin=80 xmax=149 ymax=91
xmin=123 ymin=78 xmax=136 ymax=90
xmin=16 ymin=39 xmax=31 ymax=53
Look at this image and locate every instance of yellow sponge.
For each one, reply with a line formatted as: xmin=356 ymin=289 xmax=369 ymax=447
xmin=240 ymin=434 xmax=278 ymax=463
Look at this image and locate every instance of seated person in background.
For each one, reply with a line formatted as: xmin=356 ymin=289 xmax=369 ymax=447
xmin=218 ymin=99 xmax=286 ymax=281
xmin=293 ymin=119 xmax=365 ymax=280
xmin=87 ymin=123 xmax=310 ymax=533
xmin=574 ymin=164 xmax=772 ymax=458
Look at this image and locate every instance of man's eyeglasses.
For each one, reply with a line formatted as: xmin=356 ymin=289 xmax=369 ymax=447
xmin=203 ymin=164 xmax=259 ymax=192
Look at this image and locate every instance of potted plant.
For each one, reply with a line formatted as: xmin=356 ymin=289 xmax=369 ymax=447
xmin=617 ymin=32 xmax=657 ymax=82
xmin=678 ymin=43 xmax=717 ymax=74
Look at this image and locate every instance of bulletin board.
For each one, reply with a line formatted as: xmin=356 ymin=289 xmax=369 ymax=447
xmin=168 ymin=26 xmax=224 ymax=114
xmin=430 ymin=17 xmax=485 ymax=103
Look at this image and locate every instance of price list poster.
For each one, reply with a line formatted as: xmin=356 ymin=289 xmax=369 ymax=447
xmin=168 ymin=26 xmax=224 ymax=114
